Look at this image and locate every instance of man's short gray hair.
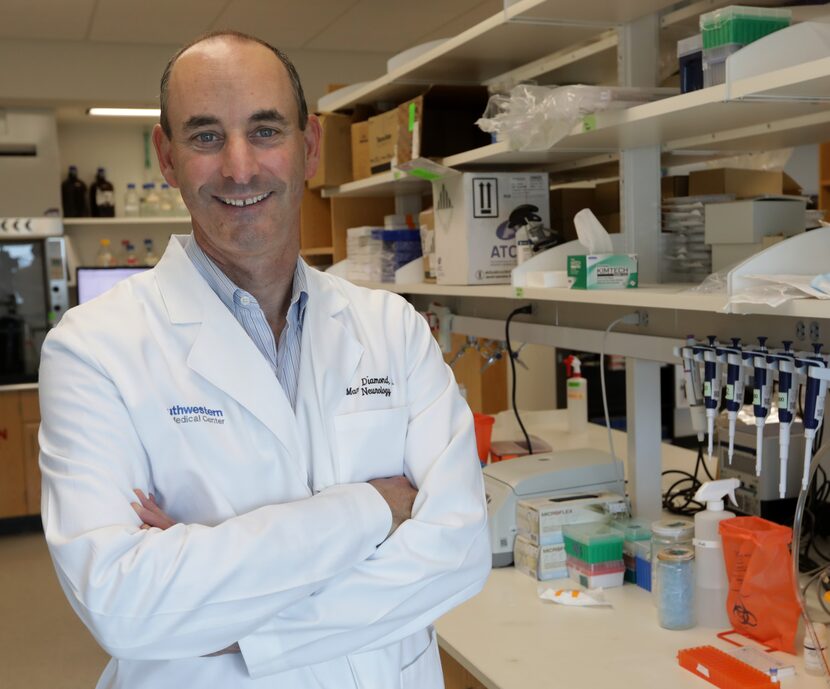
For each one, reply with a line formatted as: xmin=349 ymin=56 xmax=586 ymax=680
xmin=159 ymin=30 xmax=309 ymax=138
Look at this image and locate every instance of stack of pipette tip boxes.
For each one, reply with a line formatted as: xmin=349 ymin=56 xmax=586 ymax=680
xmin=563 ymin=522 xmax=627 ymax=589
xmin=513 ymin=493 xmax=626 ymax=582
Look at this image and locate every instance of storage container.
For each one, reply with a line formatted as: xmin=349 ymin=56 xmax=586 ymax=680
xmin=634 ymin=540 xmax=652 ymax=591
xmin=651 ymin=519 xmax=694 ymax=597
xmin=677 ymin=34 xmax=703 ymax=93
xmin=699 ymin=6 xmax=791 ymax=50
xmin=563 ymin=522 xmax=624 ymax=563
xmin=567 ymin=555 xmax=625 ymax=588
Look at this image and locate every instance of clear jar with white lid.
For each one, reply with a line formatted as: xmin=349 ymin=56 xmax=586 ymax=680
xmin=650 ymin=519 xmax=694 ymax=602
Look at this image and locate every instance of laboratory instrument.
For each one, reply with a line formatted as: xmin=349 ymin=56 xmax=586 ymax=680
xmin=483 ymin=449 xmax=625 ymax=567
xmin=773 ymin=341 xmax=800 ymax=499
xmin=748 ymin=337 xmax=773 ymax=476
xmin=679 ymin=336 xmax=706 ymax=442
xmin=800 ymin=344 xmax=828 ymax=492
xmin=718 ymin=338 xmax=745 ymax=465
xmin=702 ymin=336 xmax=724 ymax=460
xmin=693 ymin=478 xmax=739 ymax=628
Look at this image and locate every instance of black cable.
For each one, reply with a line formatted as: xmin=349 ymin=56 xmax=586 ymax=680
xmin=505 ymin=305 xmax=533 ymax=455
xmin=661 ymin=443 xmax=712 ymax=516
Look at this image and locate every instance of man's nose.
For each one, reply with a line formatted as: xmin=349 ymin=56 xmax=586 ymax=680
xmin=221 ymin=136 xmax=259 ymax=185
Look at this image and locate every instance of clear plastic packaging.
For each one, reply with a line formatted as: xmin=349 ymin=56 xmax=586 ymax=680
xmin=475 ymin=84 xmax=668 ymax=151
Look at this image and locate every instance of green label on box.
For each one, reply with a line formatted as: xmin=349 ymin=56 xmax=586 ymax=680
xmin=407 ymin=167 xmax=441 ymax=181
xmin=408 ymin=103 xmax=416 ymax=132
xmin=567 ymin=254 xmax=638 ymax=290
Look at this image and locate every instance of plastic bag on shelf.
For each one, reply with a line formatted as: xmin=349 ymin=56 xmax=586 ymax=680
xmin=476 ymin=84 xmax=671 ymax=151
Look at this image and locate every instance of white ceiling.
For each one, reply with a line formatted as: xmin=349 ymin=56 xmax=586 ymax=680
xmin=0 ymin=0 xmax=503 ymax=54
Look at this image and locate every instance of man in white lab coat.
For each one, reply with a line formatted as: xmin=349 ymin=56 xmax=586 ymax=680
xmin=38 ymin=31 xmax=490 ymax=689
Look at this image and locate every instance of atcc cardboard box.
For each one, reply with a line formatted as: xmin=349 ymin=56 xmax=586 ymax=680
xmin=433 ymin=172 xmax=550 ymax=285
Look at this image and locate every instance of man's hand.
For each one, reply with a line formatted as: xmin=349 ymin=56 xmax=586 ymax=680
xmin=367 ymin=476 xmax=417 ymax=538
xmin=131 ymin=489 xmax=176 ymax=530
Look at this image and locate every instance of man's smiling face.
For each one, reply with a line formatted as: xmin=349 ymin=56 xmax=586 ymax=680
xmin=153 ymin=37 xmax=319 ymax=265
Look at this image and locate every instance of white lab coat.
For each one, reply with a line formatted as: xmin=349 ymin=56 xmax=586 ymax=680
xmin=38 ymin=235 xmax=490 ymax=689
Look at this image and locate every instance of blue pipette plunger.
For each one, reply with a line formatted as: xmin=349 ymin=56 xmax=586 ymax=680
xmin=801 ymin=343 xmax=827 ymax=492
xmin=750 ymin=337 xmax=772 ymax=476
xmin=702 ymin=336 xmax=723 ymax=461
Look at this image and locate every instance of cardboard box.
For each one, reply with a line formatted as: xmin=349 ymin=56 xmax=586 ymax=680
xmin=688 ymin=168 xmax=785 ymax=198
xmin=307 ymin=113 xmax=352 ymax=189
xmin=368 ymin=108 xmax=399 ymax=175
xmin=549 ymin=187 xmax=595 ymax=243
xmin=396 ymin=85 xmax=491 ymax=167
xmin=433 ymin=172 xmax=550 ymax=285
xmin=350 ymin=121 xmax=370 ymax=181
xmin=418 ymin=207 xmax=436 ymax=281
xmin=661 ymin=175 xmax=689 ymax=200
xmin=704 ymin=198 xmax=806 ymax=244
xmin=711 ymin=235 xmax=787 ymax=272
xmin=568 ymin=254 xmax=639 ymax=289
xmin=516 ymin=493 xmax=624 ymax=546
xmin=593 ymin=180 xmax=620 ymax=215
xmin=513 ymin=534 xmax=568 ymax=581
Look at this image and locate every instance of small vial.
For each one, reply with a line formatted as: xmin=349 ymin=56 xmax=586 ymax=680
xmin=804 ymin=622 xmax=828 ymax=676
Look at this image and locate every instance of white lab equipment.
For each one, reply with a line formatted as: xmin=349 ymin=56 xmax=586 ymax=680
xmin=483 ymin=448 xmax=625 ymax=567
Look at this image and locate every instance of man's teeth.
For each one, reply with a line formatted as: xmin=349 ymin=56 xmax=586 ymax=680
xmin=219 ymin=192 xmax=270 ymax=207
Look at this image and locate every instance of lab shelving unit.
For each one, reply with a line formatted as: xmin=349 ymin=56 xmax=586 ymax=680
xmin=313 ymin=0 xmax=830 ymax=531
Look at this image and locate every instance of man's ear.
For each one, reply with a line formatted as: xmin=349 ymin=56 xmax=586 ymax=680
xmin=303 ymin=114 xmax=322 ymax=181
xmin=152 ymin=123 xmax=179 ymax=188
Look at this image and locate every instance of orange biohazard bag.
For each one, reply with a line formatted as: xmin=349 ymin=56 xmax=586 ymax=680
xmin=719 ymin=516 xmax=801 ymax=653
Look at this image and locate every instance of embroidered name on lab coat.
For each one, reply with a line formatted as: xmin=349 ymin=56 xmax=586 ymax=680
xmin=346 ymin=376 xmax=394 ymax=398
xmin=168 ymin=404 xmax=226 ymax=425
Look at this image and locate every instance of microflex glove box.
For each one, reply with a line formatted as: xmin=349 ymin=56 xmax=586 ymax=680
xmin=433 ymin=172 xmax=550 ymax=285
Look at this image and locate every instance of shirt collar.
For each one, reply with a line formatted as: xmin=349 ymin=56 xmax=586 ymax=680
xmin=183 ymin=233 xmax=308 ymax=323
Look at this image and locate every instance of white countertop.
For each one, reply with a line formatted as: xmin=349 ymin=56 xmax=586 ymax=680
xmin=435 ymin=411 xmax=826 ymax=689
xmin=435 ymin=567 xmax=825 ymax=689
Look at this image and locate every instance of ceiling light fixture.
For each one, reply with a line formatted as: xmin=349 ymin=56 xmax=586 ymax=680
xmin=87 ymin=107 xmax=160 ymax=118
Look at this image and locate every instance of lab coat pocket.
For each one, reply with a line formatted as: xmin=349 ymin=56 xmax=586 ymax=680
xmin=333 ymin=406 xmax=408 ymax=483
xmin=400 ymin=627 xmax=442 ymax=689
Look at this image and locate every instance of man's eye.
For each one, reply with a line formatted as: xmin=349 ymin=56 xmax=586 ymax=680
xmin=255 ymin=128 xmax=278 ymax=138
xmin=195 ymin=132 xmax=218 ymax=143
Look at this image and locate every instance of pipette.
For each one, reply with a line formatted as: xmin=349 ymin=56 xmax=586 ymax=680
xmin=720 ymin=338 xmax=745 ymax=465
xmin=681 ymin=336 xmax=706 ymax=443
xmin=748 ymin=337 xmax=773 ymax=476
xmin=800 ymin=344 xmax=828 ymax=492
xmin=702 ymin=336 xmax=723 ymax=461
xmin=774 ymin=341 xmax=799 ymax=499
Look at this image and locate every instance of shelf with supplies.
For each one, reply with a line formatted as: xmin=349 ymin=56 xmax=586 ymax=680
xmin=352 ymin=280 xmax=830 ymax=319
xmin=320 ymin=170 xmax=431 ymax=199
xmin=317 ymin=0 xmax=679 ymax=114
xmin=62 ymin=217 xmax=192 ymax=227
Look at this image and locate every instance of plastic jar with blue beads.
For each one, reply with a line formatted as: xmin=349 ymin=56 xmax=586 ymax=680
xmin=656 ymin=546 xmax=695 ymax=630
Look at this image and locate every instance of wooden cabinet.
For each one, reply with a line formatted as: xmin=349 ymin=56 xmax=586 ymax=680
xmin=0 ymin=389 xmax=41 ymax=518
xmin=440 ymin=648 xmax=488 ymax=689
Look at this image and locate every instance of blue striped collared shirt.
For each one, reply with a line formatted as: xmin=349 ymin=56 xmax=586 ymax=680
xmin=183 ymin=234 xmax=308 ymax=411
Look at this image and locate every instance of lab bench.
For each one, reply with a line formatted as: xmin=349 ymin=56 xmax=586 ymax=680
xmin=434 ymin=410 xmax=826 ymax=689
xmin=435 ymin=567 xmax=826 ymax=689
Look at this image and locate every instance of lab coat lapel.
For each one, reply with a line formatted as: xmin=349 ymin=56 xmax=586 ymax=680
xmin=296 ymin=266 xmax=363 ymax=491
xmin=154 ymin=237 xmax=307 ymax=488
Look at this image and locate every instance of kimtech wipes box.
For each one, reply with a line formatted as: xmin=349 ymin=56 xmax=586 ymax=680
xmin=568 ymin=254 xmax=638 ymax=289
xmin=433 ymin=172 xmax=550 ymax=285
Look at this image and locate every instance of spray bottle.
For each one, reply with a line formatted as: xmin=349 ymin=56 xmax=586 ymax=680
xmin=749 ymin=337 xmax=773 ymax=476
xmin=693 ymin=478 xmax=740 ymax=628
xmin=564 ymin=355 xmax=588 ymax=434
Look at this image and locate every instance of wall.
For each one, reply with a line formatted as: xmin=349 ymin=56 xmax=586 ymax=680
xmin=0 ymin=38 xmax=390 ymax=115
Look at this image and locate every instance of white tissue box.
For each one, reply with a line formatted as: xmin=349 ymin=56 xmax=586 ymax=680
xmin=433 ymin=171 xmax=550 ymax=285
xmin=568 ymin=254 xmax=638 ymax=289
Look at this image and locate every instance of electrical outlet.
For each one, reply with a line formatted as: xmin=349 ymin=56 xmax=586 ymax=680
xmin=810 ymin=321 xmax=821 ymax=342
xmin=796 ymin=321 xmax=806 ymax=341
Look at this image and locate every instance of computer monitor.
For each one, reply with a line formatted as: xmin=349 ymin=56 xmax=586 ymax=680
xmin=76 ymin=266 xmax=149 ymax=304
